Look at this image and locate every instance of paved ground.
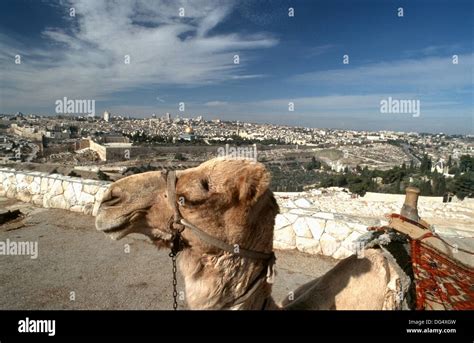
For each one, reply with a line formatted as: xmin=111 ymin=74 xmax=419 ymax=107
xmin=0 ymin=198 xmax=337 ymax=310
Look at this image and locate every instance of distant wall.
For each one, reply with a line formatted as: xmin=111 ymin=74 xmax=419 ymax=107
xmin=10 ymin=124 xmax=44 ymax=142
xmin=88 ymin=140 xmax=107 ymax=161
xmin=0 ymin=168 xmax=110 ymax=216
xmin=87 ymin=139 xmax=134 ymax=161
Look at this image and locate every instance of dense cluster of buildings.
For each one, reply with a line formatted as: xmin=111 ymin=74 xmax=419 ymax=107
xmin=0 ymin=112 xmax=472 ymax=166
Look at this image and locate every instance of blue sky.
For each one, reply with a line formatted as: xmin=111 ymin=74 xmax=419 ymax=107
xmin=0 ymin=0 xmax=472 ymax=134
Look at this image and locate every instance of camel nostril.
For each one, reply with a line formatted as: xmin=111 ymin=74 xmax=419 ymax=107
xmin=102 ymin=195 xmax=122 ymax=207
xmin=101 ymin=187 xmax=124 ymax=207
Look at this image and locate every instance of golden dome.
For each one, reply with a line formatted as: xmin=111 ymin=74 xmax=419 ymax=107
xmin=185 ymin=126 xmax=194 ymax=133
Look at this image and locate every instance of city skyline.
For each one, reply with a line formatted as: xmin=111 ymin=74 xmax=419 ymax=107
xmin=0 ymin=0 xmax=473 ymax=134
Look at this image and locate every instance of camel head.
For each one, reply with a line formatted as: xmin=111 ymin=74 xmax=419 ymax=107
xmin=95 ymin=157 xmax=279 ymax=255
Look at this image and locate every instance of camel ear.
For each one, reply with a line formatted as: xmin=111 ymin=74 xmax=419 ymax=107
xmin=237 ymin=163 xmax=270 ymax=204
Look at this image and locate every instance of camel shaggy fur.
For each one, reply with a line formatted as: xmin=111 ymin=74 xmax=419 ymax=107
xmin=95 ymin=158 xmax=409 ymax=310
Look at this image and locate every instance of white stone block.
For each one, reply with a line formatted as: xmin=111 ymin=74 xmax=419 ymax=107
xmin=284 ymin=200 xmax=297 ymax=209
xmin=15 ymin=174 xmax=25 ymax=184
xmin=305 ymin=217 xmax=326 ymax=240
xmin=293 ymin=217 xmax=313 ymax=238
xmin=347 ymin=222 xmax=368 ymax=234
xmin=27 ymin=181 xmax=40 ymax=194
xmin=320 ymin=233 xmax=340 ymax=256
xmin=49 ymin=195 xmax=69 ymax=209
xmin=273 ymin=240 xmax=296 ymax=250
xmin=273 ymin=226 xmax=296 ymax=248
xmin=78 ymin=191 xmax=95 ymax=205
xmin=63 ymin=184 xmax=77 ymax=203
xmin=332 ymin=245 xmax=354 ymax=259
xmin=83 ymin=184 xmax=100 ymax=195
xmin=282 ymin=212 xmax=299 ymax=224
xmin=312 ymin=212 xmax=334 ymax=220
xmin=72 ymin=182 xmax=83 ymax=199
xmin=40 ymin=178 xmax=49 ymax=194
xmin=275 ymin=214 xmax=291 ymax=231
xmin=294 ymin=198 xmax=312 ymax=208
xmin=325 ymin=220 xmax=352 ymax=241
xmin=296 ymin=236 xmax=321 ymax=254
xmin=95 ymin=187 xmax=108 ymax=202
xmin=288 ymin=208 xmax=314 ymax=216
xmin=50 ymin=179 xmax=63 ymax=196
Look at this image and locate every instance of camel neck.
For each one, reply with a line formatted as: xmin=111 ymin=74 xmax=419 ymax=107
xmin=179 ymin=250 xmax=274 ymax=310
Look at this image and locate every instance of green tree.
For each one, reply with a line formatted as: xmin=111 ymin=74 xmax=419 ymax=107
xmin=419 ymin=180 xmax=433 ymax=196
xmin=452 ymin=171 xmax=474 ymax=199
xmin=306 ymin=156 xmax=321 ymax=170
xmin=420 ymin=154 xmax=432 ymax=174
xmin=432 ymin=175 xmax=447 ymax=196
xmin=459 ymin=155 xmax=474 ymax=173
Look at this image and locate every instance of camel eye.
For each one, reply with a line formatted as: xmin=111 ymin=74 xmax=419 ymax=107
xmin=200 ymin=178 xmax=209 ymax=192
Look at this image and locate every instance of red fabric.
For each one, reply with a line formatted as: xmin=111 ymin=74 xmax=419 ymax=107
xmin=411 ymin=238 xmax=474 ymax=310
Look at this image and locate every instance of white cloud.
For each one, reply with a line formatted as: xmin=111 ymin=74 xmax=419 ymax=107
xmin=291 ymin=54 xmax=474 ymax=92
xmin=230 ymin=74 xmax=265 ymax=79
xmin=306 ymin=44 xmax=336 ymax=57
xmin=204 ymin=101 xmax=228 ymax=106
xmin=0 ymin=0 xmax=278 ymax=110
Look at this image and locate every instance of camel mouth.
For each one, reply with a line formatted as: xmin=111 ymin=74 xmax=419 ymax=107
xmin=101 ymin=222 xmax=127 ymax=234
xmin=96 ymin=210 xmax=146 ymax=240
xmin=97 ymin=220 xmax=131 ymax=240
xmin=96 ymin=208 xmax=173 ymax=243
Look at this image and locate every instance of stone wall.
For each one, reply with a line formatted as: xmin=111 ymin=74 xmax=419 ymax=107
xmin=273 ymin=201 xmax=382 ymax=259
xmin=273 ymin=188 xmax=474 ymax=259
xmin=88 ymin=139 xmax=107 ymax=161
xmin=2 ymin=170 xmax=471 ymax=260
xmin=0 ymin=169 xmax=378 ymax=260
xmin=0 ymin=168 xmax=109 ymax=216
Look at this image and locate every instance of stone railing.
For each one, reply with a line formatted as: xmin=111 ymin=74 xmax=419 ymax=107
xmin=0 ymin=168 xmax=109 ymax=216
xmin=8 ymin=169 xmax=467 ymax=260
xmin=273 ymin=202 xmax=383 ymax=259
xmin=0 ymin=169 xmax=372 ymax=259
xmin=0 ymin=168 xmax=379 ymax=260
